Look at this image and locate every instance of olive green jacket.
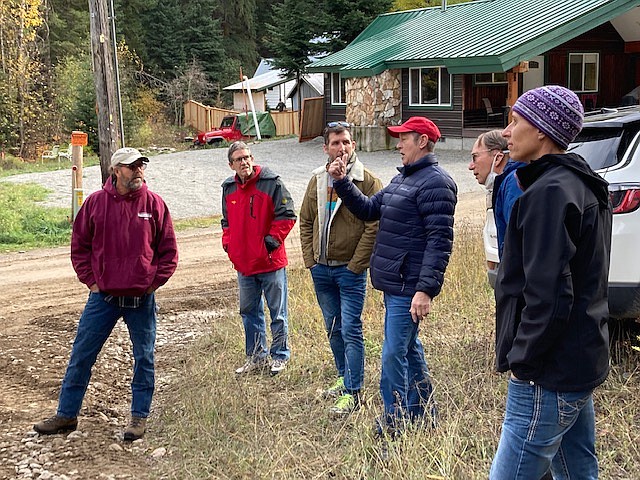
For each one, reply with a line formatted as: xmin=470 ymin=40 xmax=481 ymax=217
xmin=299 ymin=154 xmax=382 ymax=274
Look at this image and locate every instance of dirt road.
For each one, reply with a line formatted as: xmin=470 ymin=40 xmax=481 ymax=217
xmin=0 ymin=192 xmax=484 ymax=479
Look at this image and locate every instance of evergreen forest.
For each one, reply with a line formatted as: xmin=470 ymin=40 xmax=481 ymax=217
xmin=0 ymin=0 xmax=471 ymax=160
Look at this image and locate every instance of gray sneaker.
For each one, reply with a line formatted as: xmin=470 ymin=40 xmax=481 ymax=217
xmin=270 ymin=358 xmax=287 ymax=375
xmin=123 ymin=416 xmax=147 ymax=441
xmin=33 ymin=415 xmax=78 ymax=435
xmin=235 ymin=356 xmax=268 ymax=374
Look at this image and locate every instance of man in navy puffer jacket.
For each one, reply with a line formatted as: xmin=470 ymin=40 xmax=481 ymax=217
xmin=328 ymin=116 xmax=457 ymax=434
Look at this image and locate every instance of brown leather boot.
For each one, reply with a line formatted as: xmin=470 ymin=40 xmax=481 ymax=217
xmin=123 ymin=416 xmax=147 ymax=441
xmin=33 ymin=415 xmax=78 ymax=435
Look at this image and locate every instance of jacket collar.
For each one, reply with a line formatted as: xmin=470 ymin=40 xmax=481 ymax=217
xmin=516 ymin=153 xmax=610 ymax=207
xmin=397 ymin=153 xmax=438 ymax=176
xmin=236 ymin=164 xmax=262 ymax=187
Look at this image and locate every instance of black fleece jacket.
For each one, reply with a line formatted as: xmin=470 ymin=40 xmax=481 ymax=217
xmin=495 ymin=153 xmax=612 ymax=391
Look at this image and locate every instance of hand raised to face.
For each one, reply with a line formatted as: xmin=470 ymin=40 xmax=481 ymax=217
xmin=327 ymin=156 xmax=347 ymax=180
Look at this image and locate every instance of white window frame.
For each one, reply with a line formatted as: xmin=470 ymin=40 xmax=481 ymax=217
xmin=474 ymin=72 xmax=507 ymax=85
xmin=568 ymin=53 xmax=599 ymax=93
xmin=409 ymin=67 xmax=452 ymax=106
xmin=331 ymin=72 xmax=346 ymax=105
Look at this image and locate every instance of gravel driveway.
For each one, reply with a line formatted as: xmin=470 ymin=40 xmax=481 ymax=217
xmin=3 ymin=137 xmax=483 ymax=219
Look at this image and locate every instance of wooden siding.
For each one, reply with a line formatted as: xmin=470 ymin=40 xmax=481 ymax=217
xmin=232 ymin=91 xmax=266 ymax=112
xmin=462 ymin=74 xmax=514 ymax=128
xmin=290 ymin=82 xmax=322 ymax=111
xmin=323 ymin=73 xmax=347 ymax=124
xmin=546 ymin=22 xmax=636 ymax=108
xmin=464 ymin=80 xmax=509 ymax=111
xmin=401 ymin=70 xmax=464 ymax=139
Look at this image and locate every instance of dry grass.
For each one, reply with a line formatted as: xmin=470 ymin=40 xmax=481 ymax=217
xmin=154 ymin=223 xmax=640 ymax=479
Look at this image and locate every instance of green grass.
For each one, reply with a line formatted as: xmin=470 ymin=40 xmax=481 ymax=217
xmin=153 ymin=223 xmax=640 ymax=479
xmin=0 ymin=153 xmax=101 ymax=178
xmin=173 ymin=215 xmax=221 ymax=231
xmin=0 ymin=168 xmax=219 ymax=250
xmin=0 ymin=183 xmax=72 ymax=251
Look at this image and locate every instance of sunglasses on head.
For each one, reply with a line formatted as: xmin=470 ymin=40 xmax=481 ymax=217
xmin=327 ymin=121 xmax=351 ymax=128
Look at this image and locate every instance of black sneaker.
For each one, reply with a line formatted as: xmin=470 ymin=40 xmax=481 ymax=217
xmin=33 ymin=415 xmax=78 ymax=435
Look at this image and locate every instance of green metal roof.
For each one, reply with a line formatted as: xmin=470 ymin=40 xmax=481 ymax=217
xmin=309 ymin=0 xmax=640 ymax=76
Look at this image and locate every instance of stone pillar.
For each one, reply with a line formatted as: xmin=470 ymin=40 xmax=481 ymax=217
xmin=345 ymin=70 xmax=402 ymax=152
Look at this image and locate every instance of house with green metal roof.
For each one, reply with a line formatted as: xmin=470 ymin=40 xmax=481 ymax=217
xmin=309 ymin=0 xmax=640 ymax=150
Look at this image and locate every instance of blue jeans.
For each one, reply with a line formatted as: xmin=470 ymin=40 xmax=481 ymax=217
xmin=380 ymin=293 xmax=436 ymax=427
xmin=310 ymin=264 xmax=367 ymax=392
xmin=237 ymin=268 xmax=289 ymax=361
xmin=490 ymin=378 xmax=598 ymax=480
xmin=57 ymin=291 xmax=157 ymax=419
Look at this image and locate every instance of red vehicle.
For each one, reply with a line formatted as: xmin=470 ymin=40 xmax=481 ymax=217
xmin=194 ymin=115 xmax=245 ymax=146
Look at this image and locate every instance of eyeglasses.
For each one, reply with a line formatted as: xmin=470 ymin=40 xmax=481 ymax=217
xmin=327 ymin=121 xmax=351 ymax=128
xmin=232 ymin=154 xmax=253 ymax=164
xmin=470 ymin=149 xmax=491 ymax=162
xmin=119 ymin=162 xmax=147 ymax=170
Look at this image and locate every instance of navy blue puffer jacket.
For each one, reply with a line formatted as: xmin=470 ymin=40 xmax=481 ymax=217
xmin=334 ymin=153 xmax=457 ymax=297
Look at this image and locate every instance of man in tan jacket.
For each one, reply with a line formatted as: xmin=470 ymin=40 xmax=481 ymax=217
xmin=300 ymin=122 xmax=382 ymax=415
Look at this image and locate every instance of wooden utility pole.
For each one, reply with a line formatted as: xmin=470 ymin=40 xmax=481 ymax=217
xmin=88 ymin=0 xmax=121 ymax=183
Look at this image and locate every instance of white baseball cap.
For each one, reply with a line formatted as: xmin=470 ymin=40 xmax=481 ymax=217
xmin=110 ymin=147 xmax=149 ymax=168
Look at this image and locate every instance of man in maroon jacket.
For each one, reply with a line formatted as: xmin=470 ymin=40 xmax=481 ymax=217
xmin=222 ymin=141 xmax=297 ymax=375
xmin=34 ymin=147 xmax=178 ymax=441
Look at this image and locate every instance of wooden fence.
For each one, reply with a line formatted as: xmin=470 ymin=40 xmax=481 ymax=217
xmin=183 ymin=100 xmax=299 ymax=137
xmin=270 ymin=111 xmax=299 ymax=137
xmin=299 ymin=97 xmax=325 ymax=141
xmin=183 ymin=101 xmax=237 ymax=133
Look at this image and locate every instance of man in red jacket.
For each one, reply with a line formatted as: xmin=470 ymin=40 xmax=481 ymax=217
xmin=34 ymin=147 xmax=178 ymax=441
xmin=222 ymin=141 xmax=297 ymax=375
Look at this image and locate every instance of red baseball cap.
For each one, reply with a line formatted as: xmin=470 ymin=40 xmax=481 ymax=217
xmin=387 ymin=116 xmax=441 ymax=142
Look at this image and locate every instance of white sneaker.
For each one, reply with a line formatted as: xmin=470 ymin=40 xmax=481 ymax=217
xmin=235 ymin=356 xmax=267 ymax=374
xmin=270 ymin=358 xmax=288 ymax=375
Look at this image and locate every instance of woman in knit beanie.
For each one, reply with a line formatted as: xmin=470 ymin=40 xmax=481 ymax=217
xmin=505 ymin=84 xmax=583 ymax=159
xmin=491 ymin=85 xmax=612 ymax=479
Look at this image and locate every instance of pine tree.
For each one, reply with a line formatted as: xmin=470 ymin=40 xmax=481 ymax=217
xmin=322 ymin=0 xmax=394 ymax=52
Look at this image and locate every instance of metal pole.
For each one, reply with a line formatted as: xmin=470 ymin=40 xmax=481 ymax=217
xmin=108 ymin=0 xmax=125 ymax=147
xmin=243 ymin=76 xmax=262 ymax=140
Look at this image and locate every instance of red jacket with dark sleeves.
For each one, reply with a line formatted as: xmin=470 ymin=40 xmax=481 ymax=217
xmin=221 ymin=165 xmax=296 ymax=276
xmin=71 ymin=178 xmax=178 ymax=296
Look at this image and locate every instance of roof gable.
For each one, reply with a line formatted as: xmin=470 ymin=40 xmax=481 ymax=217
xmin=310 ymin=0 xmax=640 ymax=76
xmin=224 ymin=69 xmax=292 ymax=91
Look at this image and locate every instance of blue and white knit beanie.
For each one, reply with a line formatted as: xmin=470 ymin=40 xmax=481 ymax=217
xmin=512 ymin=85 xmax=584 ymax=150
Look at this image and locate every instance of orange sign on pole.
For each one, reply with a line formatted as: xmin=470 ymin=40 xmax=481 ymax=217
xmin=71 ymin=131 xmax=88 ymax=147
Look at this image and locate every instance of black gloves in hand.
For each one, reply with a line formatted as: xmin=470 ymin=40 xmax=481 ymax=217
xmin=264 ymin=235 xmax=281 ymax=253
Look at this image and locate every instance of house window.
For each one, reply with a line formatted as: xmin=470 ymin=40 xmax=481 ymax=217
xmin=474 ymin=72 xmax=507 ymax=85
xmin=569 ymin=53 xmax=598 ymax=92
xmin=409 ymin=67 xmax=452 ymax=106
xmin=331 ymin=73 xmax=346 ymax=105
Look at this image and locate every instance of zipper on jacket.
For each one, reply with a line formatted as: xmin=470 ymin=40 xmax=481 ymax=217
xmin=250 ymin=195 xmax=256 ymax=219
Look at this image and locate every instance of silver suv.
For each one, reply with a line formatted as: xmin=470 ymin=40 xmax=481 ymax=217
xmin=485 ymin=106 xmax=640 ymax=320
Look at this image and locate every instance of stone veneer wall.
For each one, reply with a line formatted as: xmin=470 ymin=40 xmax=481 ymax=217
xmin=344 ymin=70 xmax=402 ymax=151
xmin=344 ymin=70 xmax=402 ymax=127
